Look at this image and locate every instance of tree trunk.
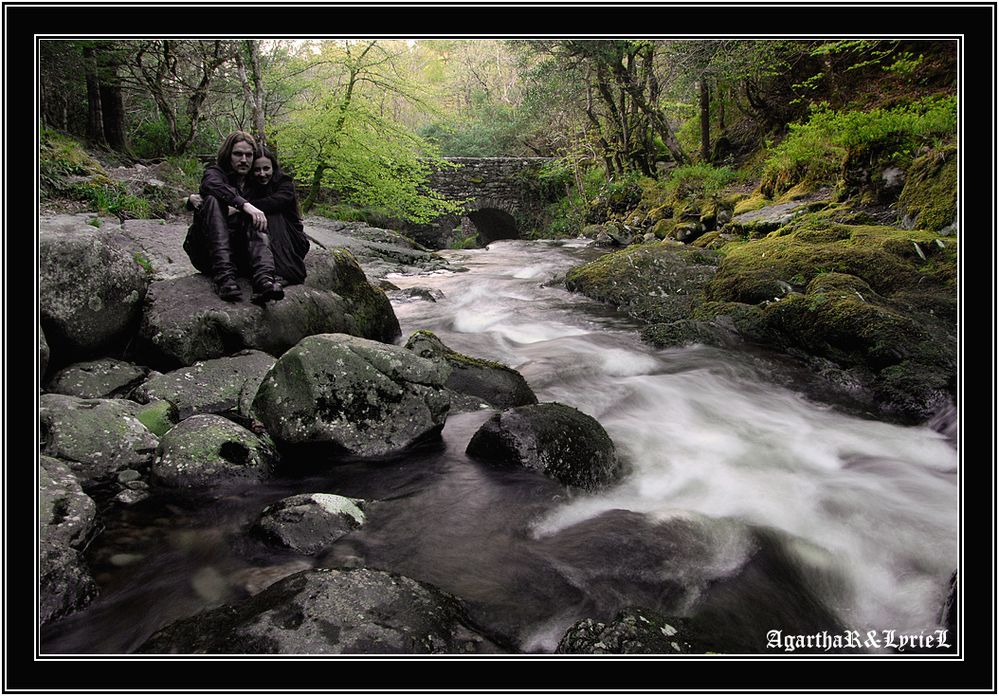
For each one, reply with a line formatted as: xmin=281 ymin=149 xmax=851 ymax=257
xmin=83 ymin=46 xmax=106 ymax=145
xmin=237 ymin=40 xmax=267 ymax=145
xmin=699 ymin=79 xmax=710 ymax=162
xmin=99 ymin=81 xmax=128 ymax=153
xmin=718 ymin=80 xmax=726 ymax=131
xmin=302 ymin=163 xmax=328 ymax=213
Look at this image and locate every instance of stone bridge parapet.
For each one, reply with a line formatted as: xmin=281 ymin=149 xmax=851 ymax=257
xmin=407 ymin=157 xmax=553 ymax=248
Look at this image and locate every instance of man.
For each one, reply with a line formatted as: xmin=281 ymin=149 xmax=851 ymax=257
xmin=183 ymin=131 xmax=284 ymax=304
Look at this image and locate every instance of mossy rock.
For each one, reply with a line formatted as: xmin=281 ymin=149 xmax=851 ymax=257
xmin=640 ymin=320 xmax=732 ymax=349
xmin=565 ymin=245 xmax=719 ymax=324
xmin=404 ymin=330 xmax=537 ymax=409
xmin=650 ymin=219 xmax=675 ymax=240
xmin=151 ymin=414 xmax=276 ymax=489
xmin=898 ymin=145 xmax=957 ymax=231
xmin=135 ymin=400 xmax=179 ymax=437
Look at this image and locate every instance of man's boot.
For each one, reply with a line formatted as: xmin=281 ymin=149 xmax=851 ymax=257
xmin=213 ymin=275 xmax=243 ymax=302
xmin=248 ymin=229 xmax=284 ymax=305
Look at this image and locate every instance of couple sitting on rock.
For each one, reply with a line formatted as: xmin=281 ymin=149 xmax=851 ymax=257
xmin=184 ymin=131 xmax=310 ymax=304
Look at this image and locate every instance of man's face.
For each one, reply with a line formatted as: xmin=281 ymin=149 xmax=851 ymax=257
xmin=230 ymin=141 xmax=254 ymax=175
xmin=252 ymin=157 xmax=274 ymax=186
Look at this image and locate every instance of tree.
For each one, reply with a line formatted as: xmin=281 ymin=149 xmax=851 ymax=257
xmin=275 ymin=40 xmax=459 ymax=222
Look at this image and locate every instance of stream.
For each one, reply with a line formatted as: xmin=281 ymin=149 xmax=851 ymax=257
xmin=41 ymin=239 xmax=958 ymax=655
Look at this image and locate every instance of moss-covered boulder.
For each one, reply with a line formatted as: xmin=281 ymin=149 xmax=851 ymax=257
xmin=556 ymin=608 xmax=707 ymax=654
xmin=138 ymin=567 xmax=506 ymax=654
xmin=39 ymin=225 xmax=149 ymax=364
xmin=565 ymin=245 xmax=719 ymax=324
xmin=252 ymin=334 xmax=450 ymax=457
xmin=151 ymin=414 xmax=276 ymax=489
xmin=39 ymin=394 xmax=159 ymax=484
xmin=133 ymin=350 xmax=275 ymax=421
xmin=254 ymin=493 xmax=366 ymax=555
xmin=47 ymin=358 xmax=149 ymax=399
xmin=465 ymin=403 xmax=620 ymax=490
xmin=898 ymin=145 xmax=957 ymax=231
xmin=405 ymin=330 xmax=537 ymax=410
xmin=700 ymin=217 xmax=956 ymax=421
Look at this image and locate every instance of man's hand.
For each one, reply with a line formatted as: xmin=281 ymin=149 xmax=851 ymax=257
xmin=187 ymin=193 xmax=203 ymax=210
xmin=242 ymin=202 xmax=268 ymax=231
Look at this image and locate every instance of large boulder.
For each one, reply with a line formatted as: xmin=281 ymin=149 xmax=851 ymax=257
xmin=133 ymin=350 xmax=275 ymax=421
xmin=39 ymin=537 xmax=98 ymax=626
xmin=105 ymin=219 xmax=197 ymax=281
xmin=151 ymin=414 xmax=276 ymax=489
xmin=39 ymin=324 xmax=50 ymax=381
xmin=47 ymin=358 xmax=149 ymax=399
xmin=138 ymin=567 xmax=504 ymax=654
xmin=39 ymin=394 xmax=159 ymax=484
xmin=252 ymin=334 xmax=450 ymax=457
xmin=465 ymin=403 xmax=621 ymax=490
xmin=404 ymin=330 xmax=537 ymax=409
xmin=135 ymin=249 xmax=399 ymax=369
xmin=39 ymin=456 xmax=96 ymax=549
xmin=39 ymin=224 xmax=149 ymax=363
xmin=253 ymin=493 xmax=365 ymax=555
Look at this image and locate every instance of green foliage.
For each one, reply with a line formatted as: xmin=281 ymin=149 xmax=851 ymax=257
xmin=760 ymin=96 xmax=957 ymax=197
xmin=134 ymin=252 xmax=154 ymax=275
xmin=68 ymin=179 xmax=151 ymax=219
xmin=665 ymin=164 xmax=737 ymax=199
xmin=39 ymin=128 xmax=104 ymax=192
xmin=450 ymin=234 xmax=480 ymax=249
xmin=86 ymin=217 xmax=102 ymax=228
xmin=420 ymin=94 xmax=526 ymax=156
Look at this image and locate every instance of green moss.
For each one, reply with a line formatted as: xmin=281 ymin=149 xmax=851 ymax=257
xmin=897 ymin=145 xmax=957 ymax=230
xmin=136 ymin=401 xmax=178 ymax=437
xmin=733 ymin=193 xmax=771 ymax=216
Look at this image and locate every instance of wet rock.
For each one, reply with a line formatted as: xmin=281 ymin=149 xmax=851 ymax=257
xmin=556 ymin=608 xmax=705 ymax=654
xmin=565 ymin=245 xmax=719 ymax=324
xmin=135 ymin=248 xmax=399 ymax=369
xmin=405 ymin=330 xmax=537 ymax=409
xmin=151 ymin=414 xmax=276 ymax=489
xmin=640 ymin=319 xmax=736 ymax=349
xmin=39 ymin=223 xmax=149 ymax=363
xmin=39 ymin=394 xmax=159 ymax=484
xmin=133 ymin=350 xmax=275 ymax=421
xmin=465 ymin=402 xmax=620 ymax=490
xmin=138 ymin=567 xmax=505 ymax=654
xmin=391 ymin=286 xmax=445 ymax=303
xmin=39 ymin=537 xmax=98 ymax=626
xmin=115 ymin=489 xmax=150 ymax=506
xmin=254 ymin=494 xmax=365 ymax=555
xmin=39 ymin=456 xmax=96 ymax=549
xmin=252 ymin=334 xmax=450 ymax=458
xmin=47 ymin=358 xmax=149 ymax=399
xmin=39 ymin=324 xmax=50 ymax=381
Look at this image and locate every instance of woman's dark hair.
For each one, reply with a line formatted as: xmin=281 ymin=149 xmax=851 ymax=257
xmin=216 ymin=131 xmax=258 ymax=171
xmin=253 ymin=146 xmax=302 ymax=218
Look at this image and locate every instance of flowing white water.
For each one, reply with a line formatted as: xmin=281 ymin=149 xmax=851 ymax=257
xmin=388 ymin=239 xmax=958 ymax=649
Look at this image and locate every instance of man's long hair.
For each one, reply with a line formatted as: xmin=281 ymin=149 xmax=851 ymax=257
xmin=216 ymin=131 xmax=258 ymax=172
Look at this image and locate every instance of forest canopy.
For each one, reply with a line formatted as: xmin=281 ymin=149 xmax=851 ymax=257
xmin=40 ymin=38 xmax=956 ymax=224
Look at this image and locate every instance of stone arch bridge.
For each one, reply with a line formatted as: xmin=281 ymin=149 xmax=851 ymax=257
xmin=406 ymin=157 xmax=552 ymax=249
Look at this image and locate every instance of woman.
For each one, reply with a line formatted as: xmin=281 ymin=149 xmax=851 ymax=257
xmin=247 ymin=147 xmax=310 ymax=286
xmin=183 ymin=131 xmax=284 ymax=304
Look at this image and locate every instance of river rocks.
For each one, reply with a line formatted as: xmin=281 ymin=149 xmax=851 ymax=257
xmin=39 ymin=225 xmax=149 ymax=362
xmin=133 ymin=350 xmax=275 ymax=421
xmin=640 ymin=319 xmax=736 ymax=349
xmin=152 ymin=414 xmax=276 ymax=489
xmin=104 ymin=219 xmax=197 ymax=281
xmin=40 ymin=456 xmax=96 ymax=548
xmin=254 ymin=494 xmax=365 ymax=555
xmin=405 ymin=330 xmax=537 ymax=409
xmin=565 ymin=244 xmax=719 ymax=324
xmin=136 ymin=264 xmax=397 ymax=370
xmin=252 ymin=334 xmax=450 ymax=457
xmin=556 ymin=608 xmax=704 ymax=654
xmin=40 ymin=537 xmax=98 ymax=626
xmin=47 ymin=358 xmax=149 ymax=399
xmin=40 ymin=325 xmax=50 ymax=380
xmin=465 ymin=403 xmax=620 ymax=490
xmin=138 ymin=567 xmax=504 ymax=654
xmin=39 ymin=394 xmax=159 ymax=484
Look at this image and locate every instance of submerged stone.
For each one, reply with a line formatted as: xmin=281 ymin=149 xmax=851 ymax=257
xmin=254 ymin=493 xmax=366 ymax=555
